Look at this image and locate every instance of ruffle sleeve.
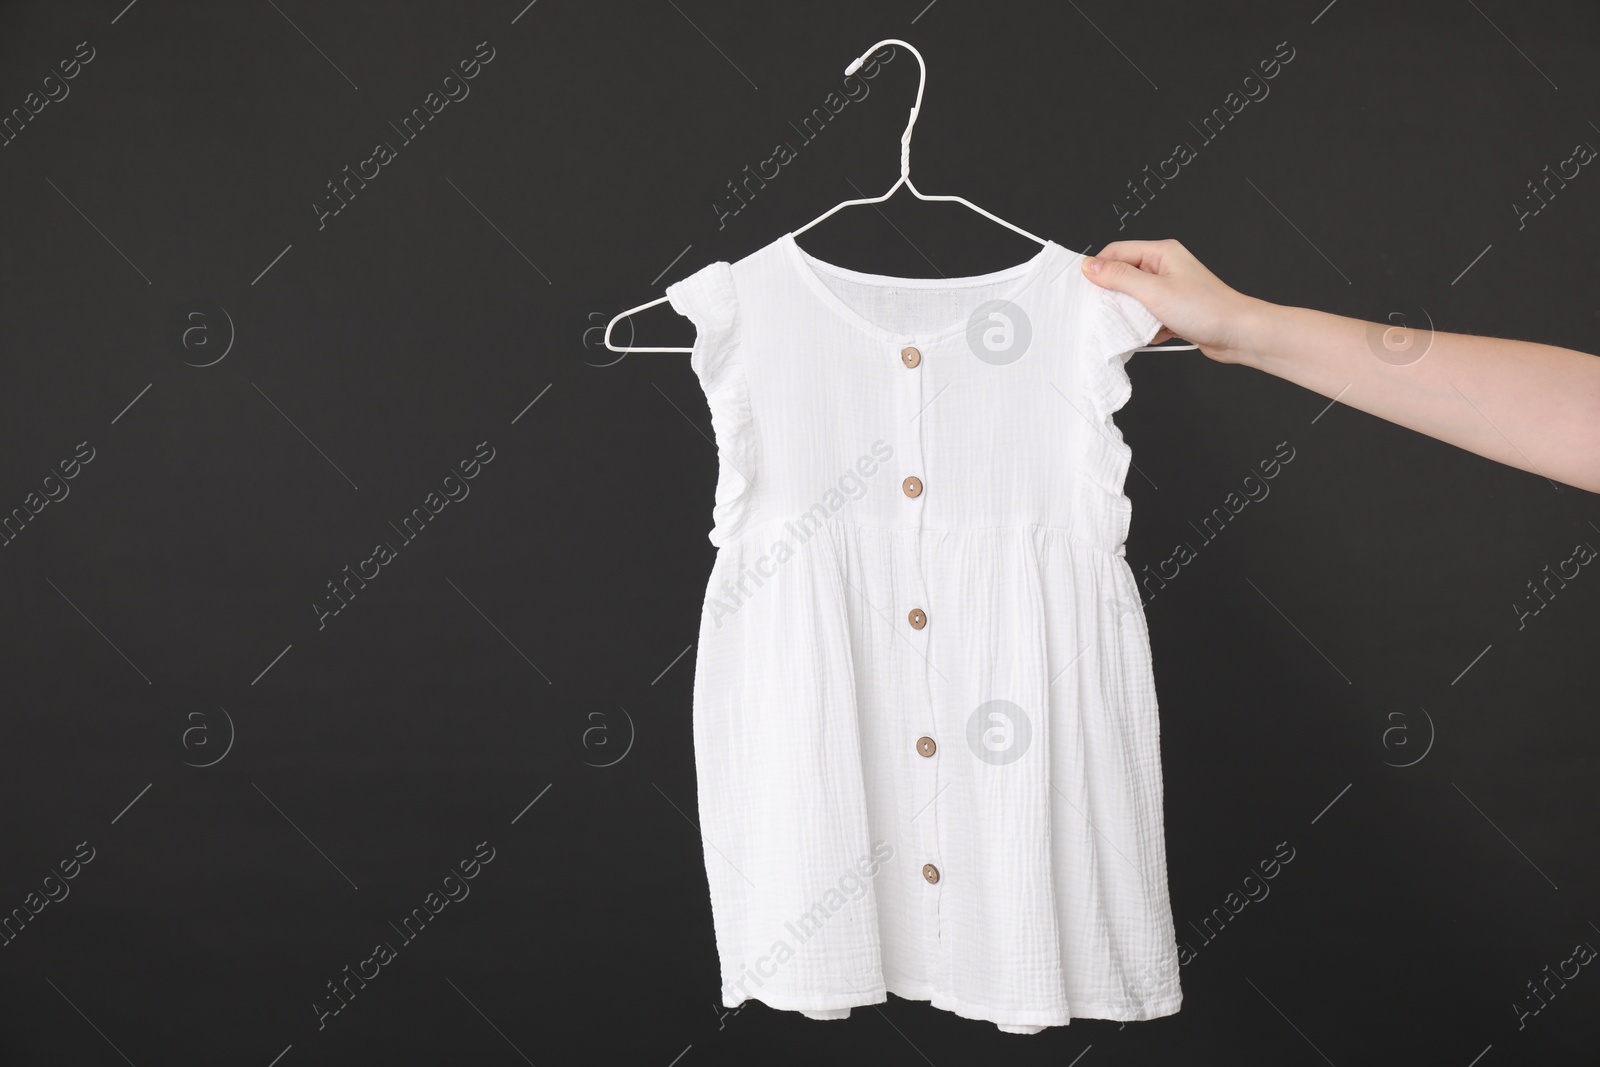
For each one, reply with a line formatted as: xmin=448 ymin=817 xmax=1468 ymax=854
xmin=665 ymin=261 xmax=756 ymax=546
xmin=1079 ymin=282 xmax=1165 ymax=552
xmin=1086 ymin=283 xmax=1164 ymax=431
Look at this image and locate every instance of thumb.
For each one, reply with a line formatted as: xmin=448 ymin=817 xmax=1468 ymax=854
xmin=1081 ymin=255 xmax=1159 ymax=304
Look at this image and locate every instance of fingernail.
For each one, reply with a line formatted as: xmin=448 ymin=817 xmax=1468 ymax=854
xmin=1084 ymin=257 xmax=1102 ymax=274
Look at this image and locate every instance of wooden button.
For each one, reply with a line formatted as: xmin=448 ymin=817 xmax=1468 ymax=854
xmin=922 ymin=863 xmax=940 ymax=884
xmin=902 ymin=475 xmax=922 ymax=498
xmin=916 ymin=736 xmax=936 ymax=757
xmin=900 ymin=345 xmax=921 ymax=368
xmin=907 ymin=607 xmax=927 ymax=630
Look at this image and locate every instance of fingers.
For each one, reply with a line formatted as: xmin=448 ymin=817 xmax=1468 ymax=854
xmin=1082 ymin=249 xmax=1158 ymax=302
xmin=1091 ymin=238 xmax=1189 ymax=273
xmin=1081 ymin=238 xmax=1195 ymax=300
xmin=1090 ymin=241 xmax=1165 ymax=271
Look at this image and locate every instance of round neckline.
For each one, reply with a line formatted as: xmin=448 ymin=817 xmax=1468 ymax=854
xmin=780 ymin=231 xmax=1061 ymax=346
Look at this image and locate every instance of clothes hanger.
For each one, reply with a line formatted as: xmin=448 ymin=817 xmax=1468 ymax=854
xmin=603 ymin=38 xmax=1196 ymax=354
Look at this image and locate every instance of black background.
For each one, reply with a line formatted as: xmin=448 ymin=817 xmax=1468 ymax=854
xmin=1 ymin=1 xmax=1597 ymax=1064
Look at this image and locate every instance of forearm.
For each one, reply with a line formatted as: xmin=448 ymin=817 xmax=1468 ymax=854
xmin=1231 ymin=299 xmax=1600 ymax=494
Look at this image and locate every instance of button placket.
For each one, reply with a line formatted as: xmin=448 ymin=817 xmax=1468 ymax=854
xmin=895 ymin=335 xmax=944 ymax=968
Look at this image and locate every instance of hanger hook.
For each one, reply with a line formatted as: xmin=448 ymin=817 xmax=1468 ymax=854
xmin=845 ymin=38 xmax=924 ymax=181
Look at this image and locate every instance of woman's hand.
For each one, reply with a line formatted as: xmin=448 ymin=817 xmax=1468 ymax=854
xmin=1081 ymin=238 xmax=1267 ymax=365
xmin=1080 ymin=237 xmax=1600 ymax=493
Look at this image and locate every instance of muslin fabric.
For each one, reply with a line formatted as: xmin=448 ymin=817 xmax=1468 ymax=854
xmin=665 ymin=231 xmax=1183 ymax=1033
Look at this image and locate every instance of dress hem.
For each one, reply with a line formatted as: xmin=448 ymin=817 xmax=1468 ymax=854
xmin=723 ymin=981 xmax=1183 ymax=1031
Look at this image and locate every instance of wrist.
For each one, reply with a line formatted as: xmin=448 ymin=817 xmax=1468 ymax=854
xmin=1220 ymin=295 xmax=1282 ymax=369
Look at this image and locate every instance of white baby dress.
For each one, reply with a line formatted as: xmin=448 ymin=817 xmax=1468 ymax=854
xmin=665 ymin=231 xmax=1183 ymax=1034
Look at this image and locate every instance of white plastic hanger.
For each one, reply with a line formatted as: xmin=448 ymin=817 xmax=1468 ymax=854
xmin=603 ymin=38 xmax=1196 ymax=354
